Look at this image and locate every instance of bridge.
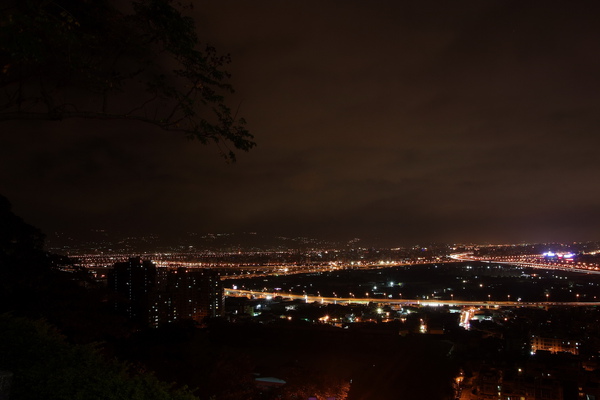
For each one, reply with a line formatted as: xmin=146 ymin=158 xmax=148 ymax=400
xmin=224 ymin=289 xmax=600 ymax=308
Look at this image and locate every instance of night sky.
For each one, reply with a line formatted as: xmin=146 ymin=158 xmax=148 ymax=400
xmin=2 ymin=0 xmax=600 ymax=246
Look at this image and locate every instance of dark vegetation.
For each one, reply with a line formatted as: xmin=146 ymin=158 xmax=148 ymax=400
xmin=0 ymin=195 xmax=199 ymax=399
xmin=0 ymin=0 xmax=254 ymax=161
xmin=0 ymin=315 xmax=198 ymax=400
xmin=116 ymin=319 xmax=458 ymax=400
xmin=0 ymin=0 xmax=255 ymax=393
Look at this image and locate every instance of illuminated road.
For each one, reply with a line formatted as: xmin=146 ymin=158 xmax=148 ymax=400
xmin=450 ymin=253 xmax=600 ymax=274
xmin=459 ymin=308 xmax=476 ymax=329
xmin=224 ymin=289 xmax=600 ymax=307
xmin=72 ymin=253 xmax=464 ymax=280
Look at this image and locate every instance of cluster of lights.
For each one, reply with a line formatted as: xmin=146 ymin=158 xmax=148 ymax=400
xmin=542 ymin=252 xmax=575 ymax=259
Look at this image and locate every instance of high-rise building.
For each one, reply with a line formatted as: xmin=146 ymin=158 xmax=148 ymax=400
xmin=108 ymin=257 xmax=156 ymax=325
xmin=108 ymin=258 xmax=223 ymax=327
xmin=151 ymin=267 xmax=223 ymax=326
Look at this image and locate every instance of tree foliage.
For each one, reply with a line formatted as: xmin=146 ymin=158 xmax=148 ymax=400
xmin=0 ymin=314 xmax=200 ymax=400
xmin=0 ymin=194 xmax=45 ymax=265
xmin=0 ymin=0 xmax=254 ymax=160
xmin=0 ymin=195 xmax=132 ymax=344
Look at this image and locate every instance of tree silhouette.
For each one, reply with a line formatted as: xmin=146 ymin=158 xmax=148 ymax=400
xmin=0 ymin=195 xmax=132 ymax=343
xmin=0 ymin=0 xmax=254 ymax=160
xmin=0 ymin=314 xmax=199 ymax=400
xmin=0 ymin=194 xmax=44 ymax=265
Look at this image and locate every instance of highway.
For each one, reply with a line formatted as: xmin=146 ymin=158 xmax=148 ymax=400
xmin=224 ymin=289 xmax=600 ymax=308
xmin=450 ymin=253 xmax=600 ymax=274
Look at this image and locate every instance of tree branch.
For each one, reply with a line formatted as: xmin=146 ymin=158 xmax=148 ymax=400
xmin=0 ymin=0 xmax=255 ymax=159
xmin=0 ymin=110 xmax=248 ymax=143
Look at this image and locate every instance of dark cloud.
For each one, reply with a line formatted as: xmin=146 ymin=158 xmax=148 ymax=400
xmin=2 ymin=0 xmax=600 ymax=245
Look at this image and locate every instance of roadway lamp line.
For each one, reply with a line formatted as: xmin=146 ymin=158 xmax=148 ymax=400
xmin=224 ymin=289 xmax=600 ymax=308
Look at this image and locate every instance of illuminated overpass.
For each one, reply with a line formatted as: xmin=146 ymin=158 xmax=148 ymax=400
xmin=224 ymin=289 xmax=600 ymax=308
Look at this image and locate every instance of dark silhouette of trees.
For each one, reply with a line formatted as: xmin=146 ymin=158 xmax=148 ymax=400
xmin=0 ymin=195 xmax=131 ymax=343
xmin=0 ymin=194 xmax=45 ymax=266
xmin=0 ymin=0 xmax=254 ymax=160
xmin=0 ymin=314 xmax=199 ymax=400
xmin=0 ymin=197 xmax=203 ymax=397
xmin=0 ymin=2 xmax=261 ymax=397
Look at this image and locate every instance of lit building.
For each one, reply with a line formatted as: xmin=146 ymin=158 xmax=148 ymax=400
xmin=531 ymin=336 xmax=579 ymax=355
xmin=109 ymin=258 xmax=223 ymax=327
xmin=108 ymin=257 xmax=156 ymax=325
xmin=152 ymin=267 xmax=223 ymax=326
